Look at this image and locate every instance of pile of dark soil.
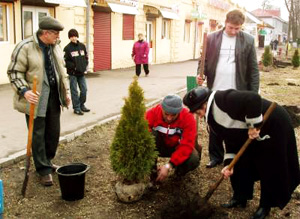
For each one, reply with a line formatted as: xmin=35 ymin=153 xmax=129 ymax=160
xmin=283 ymin=105 xmax=300 ymax=128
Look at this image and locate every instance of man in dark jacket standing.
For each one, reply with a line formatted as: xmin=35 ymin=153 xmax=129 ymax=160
xmin=64 ymin=29 xmax=90 ymax=115
xmin=197 ymin=9 xmax=260 ymax=168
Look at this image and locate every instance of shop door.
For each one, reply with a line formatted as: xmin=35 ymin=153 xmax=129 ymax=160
xmin=146 ymin=21 xmax=155 ymax=63
xmin=94 ymin=12 xmax=111 ymax=71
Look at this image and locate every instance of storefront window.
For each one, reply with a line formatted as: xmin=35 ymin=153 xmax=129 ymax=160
xmin=0 ymin=4 xmax=8 ymax=42
xmin=162 ymin=19 xmax=170 ymax=39
xmin=22 ymin=6 xmax=49 ymax=39
xmin=24 ymin=11 xmax=33 ymax=39
xmin=184 ymin=20 xmax=191 ymax=43
xmin=197 ymin=23 xmax=203 ymax=43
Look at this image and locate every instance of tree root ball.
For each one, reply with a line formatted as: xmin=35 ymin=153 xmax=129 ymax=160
xmin=115 ymin=181 xmax=146 ymax=203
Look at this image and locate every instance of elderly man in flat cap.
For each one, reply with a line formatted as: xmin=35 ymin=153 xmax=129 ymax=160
xmin=7 ymin=16 xmax=70 ymax=186
xmin=146 ymin=94 xmax=201 ymax=184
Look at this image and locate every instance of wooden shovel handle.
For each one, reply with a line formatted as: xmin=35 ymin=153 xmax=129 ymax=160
xmin=26 ymin=76 xmax=37 ymax=156
xmin=227 ymin=102 xmax=277 ymax=170
xmin=204 ymin=102 xmax=277 ymax=201
xmin=198 ymin=32 xmax=207 ymax=80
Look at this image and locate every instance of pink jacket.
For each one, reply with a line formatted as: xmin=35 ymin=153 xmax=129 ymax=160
xmin=132 ymin=40 xmax=149 ymax=64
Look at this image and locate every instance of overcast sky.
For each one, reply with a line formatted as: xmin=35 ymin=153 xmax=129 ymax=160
xmin=232 ymin=0 xmax=289 ymax=21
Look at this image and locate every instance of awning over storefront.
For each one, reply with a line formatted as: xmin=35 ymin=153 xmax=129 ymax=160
xmin=108 ymin=2 xmax=139 ymax=15
xmin=159 ymin=9 xmax=179 ymax=20
xmin=44 ymin=0 xmax=86 ymax=7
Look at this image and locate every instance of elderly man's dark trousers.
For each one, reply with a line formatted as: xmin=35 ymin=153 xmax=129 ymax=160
xmin=26 ymin=89 xmax=61 ymax=176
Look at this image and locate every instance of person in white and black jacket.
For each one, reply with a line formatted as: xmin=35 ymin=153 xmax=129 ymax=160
xmin=183 ymin=87 xmax=300 ymax=219
xmin=64 ymin=29 xmax=90 ymax=115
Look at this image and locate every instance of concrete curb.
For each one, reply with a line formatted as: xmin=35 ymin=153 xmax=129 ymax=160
xmin=0 ymin=88 xmax=187 ymax=169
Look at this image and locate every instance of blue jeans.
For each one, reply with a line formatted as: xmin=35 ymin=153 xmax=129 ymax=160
xmin=69 ymin=75 xmax=87 ymax=111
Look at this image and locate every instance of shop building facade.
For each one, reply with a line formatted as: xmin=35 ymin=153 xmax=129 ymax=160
xmin=0 ymin=0 xmax=237 ymax=85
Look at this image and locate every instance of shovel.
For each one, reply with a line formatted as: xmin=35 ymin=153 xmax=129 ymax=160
xmin=21 ymin=76 xmax=37 ymax=197
xmin=202 ymin=102 xmax=277 ymax=204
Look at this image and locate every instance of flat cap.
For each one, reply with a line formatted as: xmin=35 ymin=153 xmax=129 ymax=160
xmin=39 ymin=16 xmax=64 ymax=31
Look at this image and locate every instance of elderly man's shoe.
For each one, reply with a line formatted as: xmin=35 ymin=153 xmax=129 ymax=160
xmin=40 ymin=174 xmax=53 ymax=186
xmin=206 ymin=160 xmax=222 ymax=168
xmin=221 ymin=199 xmax=247 ymax=208
xmin=251 ymin=207 xmax=270 ymax=219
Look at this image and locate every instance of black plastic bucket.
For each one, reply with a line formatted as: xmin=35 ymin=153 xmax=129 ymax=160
xmin=56 ymin=163 xmax=90 ymax=201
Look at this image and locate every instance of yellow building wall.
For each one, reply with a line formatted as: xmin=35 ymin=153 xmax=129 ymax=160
xmin=0 ymin=2 xmax=20 ymax=85
xmin=111 ymin=13 xmax=136 ymax=69
xmin=155 ymin=17 xmax=172 ymax=63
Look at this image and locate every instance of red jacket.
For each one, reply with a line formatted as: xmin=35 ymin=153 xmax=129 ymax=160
xmin=132 ymin=40 xmax=149 ymax=64
xmin=146 ymin=105 xmax=197 ymax=166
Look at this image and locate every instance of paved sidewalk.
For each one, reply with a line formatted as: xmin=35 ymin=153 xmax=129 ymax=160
xmin=0 ymin=60 xmax=198 ymax=166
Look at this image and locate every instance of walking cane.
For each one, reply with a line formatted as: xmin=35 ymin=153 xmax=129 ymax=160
xmin=21 ymin=76 xmax=37 ymax=197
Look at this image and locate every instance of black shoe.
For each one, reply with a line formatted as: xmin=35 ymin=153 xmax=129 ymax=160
xmin=206 ymin=160 xmax=221 ymax=168
xmin=251 ymin=207 xmax=270 ymax=219
xmin=74 ymin=110 xmax=84 ymax=115
xmin=81 ymin=106 xmax=90 ymax=112
xmin=221 ymin=199 xmax=247 ymax=208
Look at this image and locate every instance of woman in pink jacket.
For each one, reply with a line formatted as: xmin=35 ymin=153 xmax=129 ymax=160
xmin=132 ymin=33 xmax=150 ymax=77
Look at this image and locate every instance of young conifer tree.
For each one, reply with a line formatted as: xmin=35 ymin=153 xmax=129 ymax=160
xmin=262 ymin=45 xmax=272 ymax=67
xmin=110 ymin=77 xmax=158 ymax=183
xmin=292 ymin=49 xmax=299 ymax=68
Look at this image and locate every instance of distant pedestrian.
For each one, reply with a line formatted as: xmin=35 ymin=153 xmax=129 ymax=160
xmin=273 ymin=39 xmax=279 ymax=51
xmin=7 ymin=16 xmax=70 ymax=186
xmin=64 ymin=29 xmax=90 ymax=115
xmin=132 ymin=33 xmax=150 ymax=77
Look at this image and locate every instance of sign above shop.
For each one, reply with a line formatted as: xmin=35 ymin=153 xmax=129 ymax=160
xmin=191 ymin=6 xmax=207 ymax=20
xmin=44 ymin=0 xmax=87 ymax=7
xmin=120 ymin=0 xmax=138 ymax=8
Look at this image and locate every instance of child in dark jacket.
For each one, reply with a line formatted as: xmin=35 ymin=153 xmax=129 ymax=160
xmin=64 ymin=29 xmax=90 ymax=115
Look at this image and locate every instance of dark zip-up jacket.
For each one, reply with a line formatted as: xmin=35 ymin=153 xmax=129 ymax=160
xmin=64 ymin=40 xmax=88 ymax=76
xmin=197 ymin=30 xmax=259 ymax=92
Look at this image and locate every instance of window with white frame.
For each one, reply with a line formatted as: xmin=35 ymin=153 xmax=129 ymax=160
xmin=184 ymin=20 xmax=191 ymax=43
xmin=162 ymin=19 xmax=170 ymax=39
xmin=0 ymin=4 xmax=8 ymax=42
xmin=22 ymin=6 xmax=49 ymax=39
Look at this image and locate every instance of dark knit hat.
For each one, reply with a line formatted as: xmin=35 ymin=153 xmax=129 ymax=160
xmin=39 ymin=16 xmax=64 ymax=31
xmin=161 ymin=94 xmax=183 ymax=114
xmin=183 ymin=87 xmax=211 ymax=113
xmin=68 ymin=29 xmax=79 ymax=38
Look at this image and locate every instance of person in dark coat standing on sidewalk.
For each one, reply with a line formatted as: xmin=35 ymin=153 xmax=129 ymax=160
xmin=132 ymin=33 xmax=150 ymax=77
xmin=64 ymin=29 xmax=90 ymax=115
xmin=183 ymin=87 xmax=300 ymax=219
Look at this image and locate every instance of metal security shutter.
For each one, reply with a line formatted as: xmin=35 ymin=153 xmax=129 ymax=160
xmin=123 ymin=14 xmax=134 ymax=40
xmin=94 ymin=12 xmax=111 ymax=71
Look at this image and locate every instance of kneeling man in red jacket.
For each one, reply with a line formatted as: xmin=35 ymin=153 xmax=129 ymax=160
xmin=146 ymin=94 xmax=201 ymax=182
